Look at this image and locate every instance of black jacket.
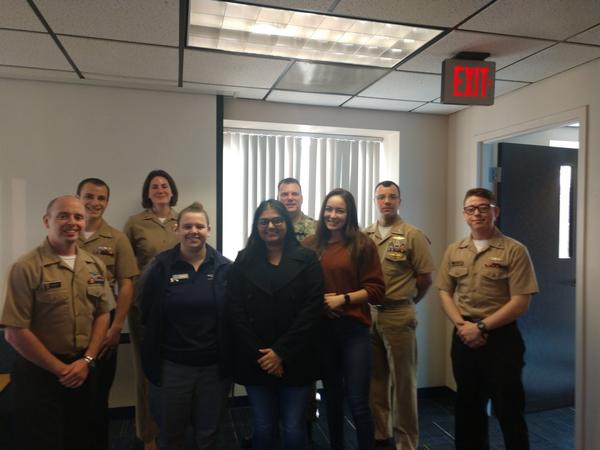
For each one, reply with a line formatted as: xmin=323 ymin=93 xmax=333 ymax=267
xmin=139 ymin=244 xmax=231 ymax=385
xmin=226 ymin=243 xmax=324 ymax=386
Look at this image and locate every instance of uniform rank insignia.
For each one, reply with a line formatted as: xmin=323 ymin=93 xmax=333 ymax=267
xmin=206 ymin=274 xmax=214 ymax=281
xmin=96 ymin=246 xmax=114 ymax=256
xmin=88 ymin=273 xmax=106 ymax=284
xmin=450 ymin=261 xmax=464 ymax=266
xmin=386 ymin=236 xmax=407 ymax=261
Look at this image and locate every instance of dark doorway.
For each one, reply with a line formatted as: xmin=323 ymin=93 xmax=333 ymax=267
xmin=497 ymin=142 xmax=576 ymax=412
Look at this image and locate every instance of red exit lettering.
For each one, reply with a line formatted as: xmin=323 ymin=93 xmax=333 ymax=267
xmin=453 ymin=66 xmax=491 ymax=97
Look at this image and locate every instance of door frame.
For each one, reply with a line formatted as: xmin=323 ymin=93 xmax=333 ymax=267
xmin=473 ymin=106 xmax=587 ymax=449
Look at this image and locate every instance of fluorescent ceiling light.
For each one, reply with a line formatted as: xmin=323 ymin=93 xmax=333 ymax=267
xmin=188 ymin=0 xmax=442 ymax=68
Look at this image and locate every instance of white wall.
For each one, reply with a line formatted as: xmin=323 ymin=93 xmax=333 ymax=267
xmin=0 ymin=78 xmax=217 ymax=406
xmin=225 ymin=98 xmax=449 ymax=388
xmin=447 ymin=58 xmax=600 ymax=449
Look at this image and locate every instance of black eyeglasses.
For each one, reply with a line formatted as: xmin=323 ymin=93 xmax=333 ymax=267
xmin=258 ymin=217 xmax=285 ymax=227
xmin=463 ymin=203 xmax=495 ymax=215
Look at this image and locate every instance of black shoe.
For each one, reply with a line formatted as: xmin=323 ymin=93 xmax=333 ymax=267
xmin=241 ymin=436 xmax=252 ymax=449
xmin=375 ymin=438 xmax=391 ymax=447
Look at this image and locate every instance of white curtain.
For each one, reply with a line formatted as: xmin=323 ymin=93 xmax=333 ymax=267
xmin=222 ymin=129 xmax=381 ymax=260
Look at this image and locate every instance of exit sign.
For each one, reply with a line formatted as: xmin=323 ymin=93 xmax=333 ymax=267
xmin=441 ymin=58 xmax=496 ymax=106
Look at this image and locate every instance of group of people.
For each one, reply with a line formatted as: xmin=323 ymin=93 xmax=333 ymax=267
xmin=1 ymin=169 xmax=538 ymax=450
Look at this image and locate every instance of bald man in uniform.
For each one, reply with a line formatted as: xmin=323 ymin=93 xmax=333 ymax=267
xmin=1 ymin=196 xmax=112 ymax=450
xmin=436 ymin=188 xmax=538 ymax=450
xmin=365 ymin=180 xmax=434 ymax=449
xmin=77 ymin=178 xmax=139 ymax=450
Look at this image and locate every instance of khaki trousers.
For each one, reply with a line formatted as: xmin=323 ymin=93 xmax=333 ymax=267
xmin=370 ymin=305 xmax=418 ymax=450
xmin=129 ymin=304 xmax=159 ymax=443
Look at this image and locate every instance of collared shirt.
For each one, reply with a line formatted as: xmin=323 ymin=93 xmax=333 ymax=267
xmin=78 ymin=220 xmax=139 ymax=302
xmin=365 ymin=216 xmax=435 ymax=301
xmin=294 ymin=212 xmax=316 ymax=242
xmin=123 ymin=209 xmax=178 ymax=271
xmin=162 ymin=249 xmax=219 ymax=366
xmin=435 ymin=228 xmax=539 ymax=318
xmin=1 ymin=239 xmax=112 ymax=356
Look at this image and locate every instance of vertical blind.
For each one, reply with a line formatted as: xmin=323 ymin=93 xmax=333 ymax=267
xmin=222 ymin=129 xmax=382 ymax=259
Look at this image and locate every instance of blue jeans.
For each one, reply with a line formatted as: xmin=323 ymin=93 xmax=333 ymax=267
xmin=245 ymin=384 xmax=311 ymax=450
xmin=320 ymin=317 xmax=374 ymax=450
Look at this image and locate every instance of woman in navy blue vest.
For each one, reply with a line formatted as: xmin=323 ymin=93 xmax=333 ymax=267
xmin=139 ymin=202 xmax=231 ymax=450
xmin=227 ymin=199 xmax=324 ymax=450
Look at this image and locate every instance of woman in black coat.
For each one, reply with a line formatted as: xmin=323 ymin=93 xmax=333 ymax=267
xmin=227 ymin=199 xmax=324 ymax=450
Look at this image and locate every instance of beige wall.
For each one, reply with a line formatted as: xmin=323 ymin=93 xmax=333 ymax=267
xmin=225 ymin=98 xmax=449 ymax=388
xmin=447 ymin=58 xmax=600 ymax=449
xmin=0 ymin=78 xmax=217 ymax=406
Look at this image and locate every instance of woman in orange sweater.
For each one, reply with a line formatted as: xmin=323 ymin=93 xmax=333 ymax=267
xmin=305 ymin=188 xmax=385 ymax=450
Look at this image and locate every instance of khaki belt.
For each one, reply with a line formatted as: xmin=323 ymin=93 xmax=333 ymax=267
xmin=374 ymin=299 xmax=414 ymax=310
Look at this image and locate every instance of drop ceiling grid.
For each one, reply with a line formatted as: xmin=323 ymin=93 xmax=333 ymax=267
xmin=60 ymin=36 xmax=179 ymax=82
xmin=34 ymin=0 xmax=180 ymax=46
xmin=183 ymin=49 xmax=291 ymax=88
xmin=397 ymin=30 xmax=556 ymax=74
xmin=459 ymin=0 xmax=600 ymax=40
xmin=0 ymin=29 xmax=72 ymax=71
xmin=0 ymin=0 xmax=45 ymax=32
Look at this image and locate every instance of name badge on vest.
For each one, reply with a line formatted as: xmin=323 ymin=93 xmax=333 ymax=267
xmin=170 ymin=273 xmax=189 ymax=283
xmin=386 ymin=236 xmax=407 ymax=261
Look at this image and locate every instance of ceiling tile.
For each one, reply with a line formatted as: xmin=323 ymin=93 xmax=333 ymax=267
xmin=184 ymin=50 xmax=290 ymax=88
xmin=496 ymin=43 xmax=600 ymax=82
xmin=334 ymin=0 xmax=485 ymax=27
xmin=460 ymin=0 xmax=600 ymax=40
xmin=360 ymin=71 xmax=440 ymax=101
xmin=494 ymin=79 xmax=529 ymax=96
xmin=398 ymin=30 xmax=554 ymax=73
xmin=267 ymin=90 xmax=350 ymax=106
xmin=0 ymin=30 xmax=71 ymax=70
xmin=35 ymin=0 xmax=179 ymax=46
xmin=412 ymin=102 xmax=468 ymax=114
xmin=275 ymin=61 xmax=388 ymax=95
xmin=568 ymin=24 xmax=600 ymax=45
xmin=343 ymin=97 xmax=425 ymax=112
xmin=227 ymin=1 xmax=331 ymax=12
xmin=0 ymin=0 xmax=45 ymax=32
xmin=183 ymin=82 xmax=268 ymax=99
xmin=61 ymin=37 xmax=178 ymax=81
xmin=0 ymin=65 xmax=78 ymax=81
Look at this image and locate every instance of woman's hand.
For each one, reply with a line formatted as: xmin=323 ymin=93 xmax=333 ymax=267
xmin=324 ymin=293 xmax=344 ymax=313
xmin=257 ymin=348 xmax=284 ymax=377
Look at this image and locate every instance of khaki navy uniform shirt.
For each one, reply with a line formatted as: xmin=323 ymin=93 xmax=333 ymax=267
xmin=1 ymin=240 xmax=113 ymax=356
xmin=78 ymin=220 xmax=139 ymax=303
xmin=123 ymin=209 xmax=178 ymax=272
xmin=294 ymin=212 xmax=316 ymax=243
xmin=435 ymin=229 xmax=539 ymax=318
xmin=365 ymin=217 xmax=435 ymax=301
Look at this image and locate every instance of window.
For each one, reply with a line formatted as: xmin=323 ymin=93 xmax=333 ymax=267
xmin=222 ymin=128 xmax=382 ymax=259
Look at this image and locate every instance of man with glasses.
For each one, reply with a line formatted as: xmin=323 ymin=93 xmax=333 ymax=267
xmin=435 ymin=188 xmax=538 ymax=450
xmin=277 ymin=178 xmax=316 ymax=242
xmin=365 ymin=180 xmax=434 ymax=449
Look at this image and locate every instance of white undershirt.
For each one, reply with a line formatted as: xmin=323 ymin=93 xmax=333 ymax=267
xmin=157 ymin=217 xmax=167 ymax=223
xmin=473 ymin=239 xmax=489 ymax=253
xmin=378 ymin=223 xmax=393 ymax=240
xmin=82 ymin=231 xmax=95 ymax=240
xmin=59 ymin=255 xmax=77 ymax=270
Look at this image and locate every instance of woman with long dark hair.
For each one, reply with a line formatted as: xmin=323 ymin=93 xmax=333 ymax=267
xmin=227 ymin=199 xmax=324 ymax=450
xmin=305 ymin=188 xmax=385 ymax=450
